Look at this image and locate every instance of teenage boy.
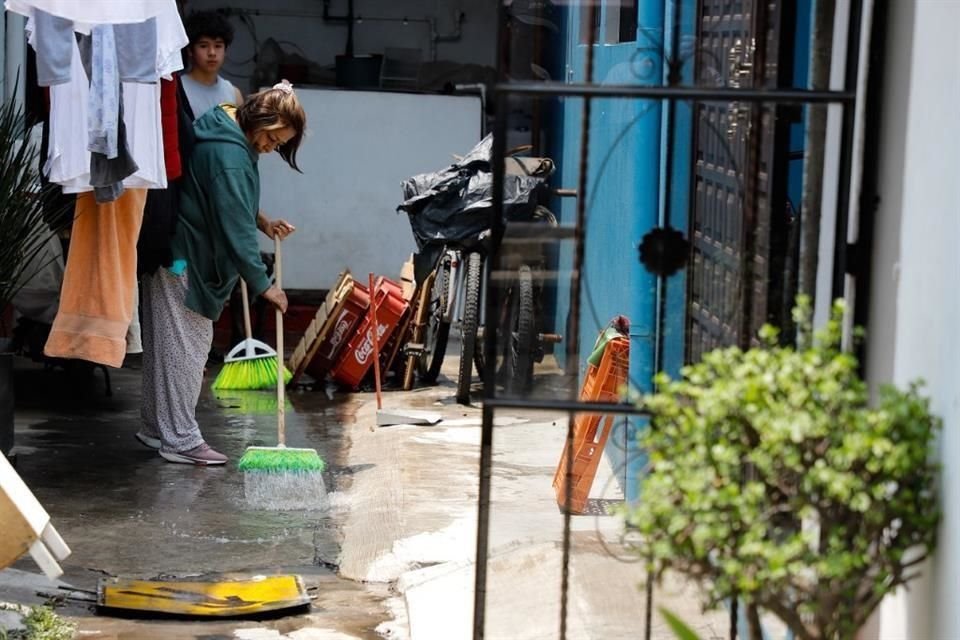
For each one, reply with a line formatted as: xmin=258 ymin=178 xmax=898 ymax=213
xmin=181 ymin=11 xmax=296 ymax=242
xmin=181 ymin=10 xmax=244 ymax=120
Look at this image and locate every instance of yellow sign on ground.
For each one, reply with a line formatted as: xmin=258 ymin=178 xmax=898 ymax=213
xmin=98 ymin=574 xmax=311 ymax=617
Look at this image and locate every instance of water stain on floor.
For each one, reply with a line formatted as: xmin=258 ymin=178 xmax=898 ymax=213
xmin=7 ymin=362 xmax=391 ymax=639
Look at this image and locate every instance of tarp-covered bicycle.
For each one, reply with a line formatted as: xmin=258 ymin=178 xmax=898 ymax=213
xmin=398 ymin=135 xmax=557 ymax=403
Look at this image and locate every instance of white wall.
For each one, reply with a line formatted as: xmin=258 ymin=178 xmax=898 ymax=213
xmin=257 ymin=87 xmax=482 ymax=289
xmin=865 ymin=1 xmax=960 ymax=638
xmin=183 ymin=0 xmax=497 ymax=93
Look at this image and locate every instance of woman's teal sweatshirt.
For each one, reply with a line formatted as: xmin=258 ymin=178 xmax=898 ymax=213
xmin=172 ymin=106 xmax=271 ymax=321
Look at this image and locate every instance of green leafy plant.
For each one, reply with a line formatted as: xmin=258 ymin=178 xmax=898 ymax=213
xmin=20 ymin=606 xmax=74 ymax=640
xmin=0 ymin=603 xmax=74 ymax=640
xmin=628 ymin=298 xmax=940 ymax=640
xmin=0 ymin=93 xmax=69 ymax=313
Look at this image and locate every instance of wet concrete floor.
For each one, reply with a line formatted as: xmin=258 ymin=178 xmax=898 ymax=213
xmin=5 ymin=359 xmax=391 ymax=639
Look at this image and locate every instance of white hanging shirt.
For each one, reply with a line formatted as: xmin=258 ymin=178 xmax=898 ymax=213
xmin=5 ymin=0 xmax=168 ymax=26
xmin=39 ymin=1 xmax=187 ymax=191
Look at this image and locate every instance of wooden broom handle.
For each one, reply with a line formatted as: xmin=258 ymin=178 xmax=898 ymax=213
xmin=275 ymin=235 xmax=285 ymax=446
xmin=369 ymin=272 xmax=383 ymax=411
xmin=240 ymin=279 xmax=253 ymax=340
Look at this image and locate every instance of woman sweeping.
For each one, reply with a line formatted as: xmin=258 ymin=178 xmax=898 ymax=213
xmin=138 ymin=81 xmax=306 ymax=465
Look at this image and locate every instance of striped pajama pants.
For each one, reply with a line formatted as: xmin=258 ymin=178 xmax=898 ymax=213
xmin=140 ymin=269 xmax=212 ymax=453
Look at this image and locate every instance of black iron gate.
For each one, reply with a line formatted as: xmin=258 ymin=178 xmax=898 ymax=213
xmin=687 ymin=0 xmax=796 ymax=358
xmin=474 ymin=1 xmax=862 ymax=638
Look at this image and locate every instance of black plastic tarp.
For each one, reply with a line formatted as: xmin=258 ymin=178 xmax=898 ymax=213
xmin=398 ymin=134 xmax=550 ymax=250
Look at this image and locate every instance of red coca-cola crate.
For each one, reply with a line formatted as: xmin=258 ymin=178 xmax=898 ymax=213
xmin=305 ymin=282 xmax=370 ymax=380
xmin=330 ymin=277 xmax=409 ymax=389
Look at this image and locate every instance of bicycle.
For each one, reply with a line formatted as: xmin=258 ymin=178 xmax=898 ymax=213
xmin=399 ymin=136 xmax=555 ymax=404
xmin=415 ymin=245 xmax=485 ymax=403
xmin=491 ymin=204 xmax=558 ymax=395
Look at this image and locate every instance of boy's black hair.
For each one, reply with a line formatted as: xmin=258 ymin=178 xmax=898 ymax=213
xmin=185 ymin=10 xmax=234 ymax=47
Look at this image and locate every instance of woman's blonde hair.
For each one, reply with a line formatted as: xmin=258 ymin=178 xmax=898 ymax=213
xmin=236 ymin=81 xmax=306 ymax=171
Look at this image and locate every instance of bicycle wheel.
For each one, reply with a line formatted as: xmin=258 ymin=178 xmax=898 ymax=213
xmin=507 ymin=265 xmax=535 ymax=394
xmin=456 ymin=251 xmax=483 ymax=404
xmin=419 ymin=257 xmax=451 ymax=384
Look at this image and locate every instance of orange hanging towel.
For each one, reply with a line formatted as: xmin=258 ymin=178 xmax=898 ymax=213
xmin=45 ymin=189 xmax=147 ymax=368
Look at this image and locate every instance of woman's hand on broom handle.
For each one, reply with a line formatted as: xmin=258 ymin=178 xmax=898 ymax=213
xmin=256 ymin=211 xmax=296 ymax=240
xmin=262 ymin=285 xmax=288 ymax=313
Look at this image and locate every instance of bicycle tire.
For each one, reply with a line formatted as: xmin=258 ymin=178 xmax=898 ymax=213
xmin=419 ymin=258 xmax=451 ymax=384
xmin=474 ymin=325 xmax=486 ymax=384
xmin=507 ymin=265 xmax=535 ymax=394
xmin=456 ymin=251 xmax=483 ymax=404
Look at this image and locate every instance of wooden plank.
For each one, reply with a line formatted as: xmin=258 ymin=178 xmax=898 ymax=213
xmin=288 ymin=271 xmax=356 ymax=385
xmin=399 ymin=255 xmax=416 ymax=301
xmin=0 ymin=488 xmax=37 ymax=570
xmin=0 ymin=451 xmax=56 ymax=572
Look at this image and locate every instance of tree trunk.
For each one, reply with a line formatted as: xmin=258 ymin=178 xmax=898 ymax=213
xmin=746 ymin=602 xmax=764 ymax=640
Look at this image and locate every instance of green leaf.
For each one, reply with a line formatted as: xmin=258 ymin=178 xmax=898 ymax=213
xmin=658 ymin=607 xmax=704 ymax=640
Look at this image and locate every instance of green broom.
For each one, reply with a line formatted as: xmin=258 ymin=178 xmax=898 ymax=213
xmin=212 ymin=278 xmax=292 ymax=390
xmin=238 ymin=235 xmax=328 ymax=511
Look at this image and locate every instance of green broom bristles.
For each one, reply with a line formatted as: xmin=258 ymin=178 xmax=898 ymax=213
xmin=238 ymin=446 xmax=328 ymax=511
xmin=212 ymin=356 xmax=293 ymax=390
xmin=238 ymin=446 xmax=326 ymax=473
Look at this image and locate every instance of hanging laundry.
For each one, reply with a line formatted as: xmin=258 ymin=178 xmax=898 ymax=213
xmin=38 ymin=1 xmax=187 ymax=194
xmin=115 ymin=18 xmax=159 ymax=84
xmin=126 ymin=285 xmax=142 ymax=356
xmin=44 ymin=189 xmax=148 ymax=368
xmin=86 ymin=25 xmax=120 ymax=159
xmin=30 ymin=9 xmax=72 ymax=86
xmin=75 ymin=32 xmax=140 ymax=202
xmin=29 ymin=0 xmax=188 ymax=367
xmin=5 ymin=0 xmax=168 ymax=26
xmin=27 ymin=11 xmax=159 ymax=89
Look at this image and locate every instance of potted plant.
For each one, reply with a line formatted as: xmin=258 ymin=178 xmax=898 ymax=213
xmin=0 ymin=95 xmax=68 ymax=458
xmin=628 ymin=298 xmax=940 ymax=640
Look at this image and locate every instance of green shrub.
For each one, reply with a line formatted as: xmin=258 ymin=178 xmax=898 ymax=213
xmin=0 ymin=603 xmax=75 ymax=640
xmin=628 ymin=298 xmax=940 ymax=640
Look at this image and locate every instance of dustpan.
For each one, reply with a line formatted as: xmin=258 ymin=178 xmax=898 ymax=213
xmin=97 ymin=574 xmax=311 ymax=617
xmin=366 ymin=272 xmax=442 ymax=428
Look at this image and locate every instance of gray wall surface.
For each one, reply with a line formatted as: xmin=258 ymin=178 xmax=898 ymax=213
xmin=184 ymin=0 xmax=497 ymax=93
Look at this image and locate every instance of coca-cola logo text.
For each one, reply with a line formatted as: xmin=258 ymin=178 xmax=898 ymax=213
xmin=323 ymin=311 xmax=354 ymax=358
xmin=354 ymin=322 xmax=388 ymax=365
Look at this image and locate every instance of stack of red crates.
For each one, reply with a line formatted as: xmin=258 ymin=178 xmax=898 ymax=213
xmin=330 ymin=276 xmax=410 ymax=389
xmin=305 ymin=281 xmax=371 ymax=381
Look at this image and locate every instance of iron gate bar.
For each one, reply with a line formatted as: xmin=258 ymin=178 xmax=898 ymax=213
xmin=484 ymin=398 xmax=652 ymax=416
xmin=559 ymin=1 xmax=600 ymax=638
xmin=473 ymin=2 xmax=509 ymax=637
xmin=493 ymin=82 xmax=855 ymax=103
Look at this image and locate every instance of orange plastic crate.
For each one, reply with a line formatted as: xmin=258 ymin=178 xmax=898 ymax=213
xmin=553 ymin=336 xmax=629 ymax=513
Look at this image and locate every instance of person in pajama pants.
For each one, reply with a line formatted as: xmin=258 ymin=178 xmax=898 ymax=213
xmin=138 ymin=81 xmax=306 ymax=465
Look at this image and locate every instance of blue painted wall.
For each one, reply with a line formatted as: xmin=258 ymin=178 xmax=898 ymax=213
xmin=550 ymin=2 xmax=670 ymax=502
xmin=546 ymin=0 xmax=809 ymax=502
